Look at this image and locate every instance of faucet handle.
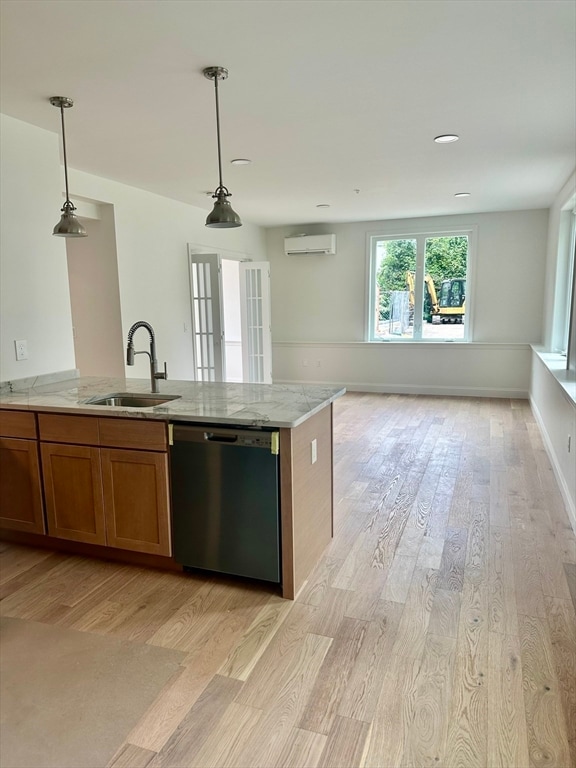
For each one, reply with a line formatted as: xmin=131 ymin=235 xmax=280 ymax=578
xmin=155 ymin=361 xmax=168 ymax=381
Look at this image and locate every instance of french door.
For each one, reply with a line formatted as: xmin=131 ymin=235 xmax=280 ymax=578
xmin=188 ymin=249 xmax=272 ymax=383
xmin=188 ymin=252 xmax=224 ymax=382
xmin=240 ymin=261 xmax=272 ymax=385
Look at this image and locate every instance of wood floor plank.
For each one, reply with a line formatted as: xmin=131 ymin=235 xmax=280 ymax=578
xmin=488 ymin=526 xmax=519 ymax=636
xmin=416 ymin=535 xmax=445 ymax=569
xmin=296 ymin=556 xmax=344 ymax=607
xmin=107 ymin=743 xmax=157 ymax=768
xmin=147 ymin=675 xmax=243 ymax=768
xmin=489 ymin=468 xmax=509 ymax=527
xmin=511 ymin=521 xmax=547 ymax=620
xmin=0 ymin=551 xmax=69 ymax=600
xmin=128 ymin=623 xmax=250 ymax=752
xmin=234 ymin=602 xmax=320 ymax=709
xmin=537 ymin=530 xmax=573 ymax=601
xmin=273 ymin=728 xmax=328 ymax=768
xmin=487 ymin=632 xmax=530 ymax=768
xmin=0 ymin=544 xmax=55 ymax=585
xmin=227 ymin=633 xmax=334 ymax=767
xmin=401 ymin=632 xmax=457 ymax=767
xmin=545 ymin=597 xmax=576 ymax=767
xmin=391 ymin=567 xmax=437 ymax=659
xmin=218 ymin=595 xmax=294 ymax=681
xmin=188 ymin=701 xmax=262 ymax=768
xmin=380 ymin=554 xmax=417 ymax=603
xmin=337 ymin=600 xmax=404 ymax=723
xmin=308 ymin=586 xmax=351 ymax=638
xmin=317 ymin=715 xmax=370 ymax=768
xmin=565 ymin=563 xmax=576 ymax=612
xmin=518 ymin=614 xmax=571 ymax=768
xmin=298 ymin=617 xmax=368 ymax=735
xmin=428 ymin=587 xmax=461 ymax=639
xmin=362 ymin=655 xmax=422 ymax=768
xmin=437 ymin=527 xmax=468 ymax=592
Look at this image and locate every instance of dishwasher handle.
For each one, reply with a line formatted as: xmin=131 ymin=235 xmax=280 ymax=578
xmin=204 ymin=432 xmax=238 ymax=443
xmin=171 ymin=424 xmax=278 ymax=453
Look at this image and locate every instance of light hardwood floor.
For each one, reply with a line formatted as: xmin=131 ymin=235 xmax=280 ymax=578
xmin=1 ymin=393 xmax=575 ymax=768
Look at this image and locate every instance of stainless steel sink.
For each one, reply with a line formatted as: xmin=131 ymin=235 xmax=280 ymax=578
xmin=85 ymin=392 xmax=181 ymax=408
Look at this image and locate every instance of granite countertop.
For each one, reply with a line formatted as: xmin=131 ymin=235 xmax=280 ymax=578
xmin=0 ymin=375 xmax=346 ymax=429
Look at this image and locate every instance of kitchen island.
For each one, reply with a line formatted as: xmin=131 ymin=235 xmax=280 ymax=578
xmin=0 ymin=375 xmax=345 ymax=599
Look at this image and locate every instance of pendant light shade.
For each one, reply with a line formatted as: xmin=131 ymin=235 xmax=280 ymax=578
xmin=50 ymin=96 xmax=87 ymax=238
xmin=203 ymin=67 xmax=242 ymax=229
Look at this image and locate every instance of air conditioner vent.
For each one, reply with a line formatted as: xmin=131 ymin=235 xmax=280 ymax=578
xmin=284 ymin=234 xmax=336 ymax=255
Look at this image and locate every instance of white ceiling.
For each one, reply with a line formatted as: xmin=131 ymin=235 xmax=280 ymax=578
xmin=1 ymin=0 xmax=575 ymax=228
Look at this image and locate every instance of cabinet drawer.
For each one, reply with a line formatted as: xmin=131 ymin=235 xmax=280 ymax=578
xmin=98 ymin=418 xmax=167 ymax=452
xmin=38 ymin=413 xmax=100 ymax=445
xmin=0 ymin=409 xmax=37 ymax=439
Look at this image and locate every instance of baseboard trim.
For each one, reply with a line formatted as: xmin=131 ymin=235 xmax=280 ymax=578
xmin=275 ymin=379 xmax=528 ymax=399
xmin=530 ymin=396 xmax=576 ymax=534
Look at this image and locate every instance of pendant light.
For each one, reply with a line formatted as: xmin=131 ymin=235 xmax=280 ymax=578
xmin=50 ymin=96 xmax=87 ymax=238
xmin=203 ymin=67 xmax=242 ymax=228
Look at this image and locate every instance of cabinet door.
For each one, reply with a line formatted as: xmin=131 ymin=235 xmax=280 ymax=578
xmin=41 ymin=443 xmax=106 ymax=545
xmin=0 ymin=437 xmax=45 ymax=533
xmin=101 ymin=448 xmax=171 ymax=556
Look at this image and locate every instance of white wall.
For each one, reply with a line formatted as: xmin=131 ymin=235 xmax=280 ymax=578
xmin=0 ymin=113 xmax=267 ymax=384
xmin=530 ymin=169 xmax=576 ymax=531
xmin=267 ymin=209 xmax=549 ymax=395
xmin=0 ymin=114 xmax=75 ymax=380
xmin=530 ymin=353 xmax=576 ymax=528
xmin=66 ymin=205 xmax=125 ymax=377
xmin=68 ymin=168 xmax=267 ymax=381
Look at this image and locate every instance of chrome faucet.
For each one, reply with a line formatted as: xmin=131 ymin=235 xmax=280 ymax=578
xmin=126 ymin=321 xmax=167 ymax=393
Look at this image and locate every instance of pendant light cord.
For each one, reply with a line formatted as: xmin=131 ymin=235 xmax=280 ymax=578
xmin=59 ymin=105 xmax=71 ymax=204
xmin=213 ymin=74 xmax=224 ymax=193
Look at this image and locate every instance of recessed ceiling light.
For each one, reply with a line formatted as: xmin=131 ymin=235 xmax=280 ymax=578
xmin=434 ymin=134 xmax=459 ymax=143
xmin=454 ymin=192 xmax=471 ymax=198
xmin=230 ymin=158 xmax=251 ymax=165
xmin=316 ymin=204 xmax=330 ymax=208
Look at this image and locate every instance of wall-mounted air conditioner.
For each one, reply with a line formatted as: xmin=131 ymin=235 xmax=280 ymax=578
xmin=284 ymin=234 xmax=336 ymax=255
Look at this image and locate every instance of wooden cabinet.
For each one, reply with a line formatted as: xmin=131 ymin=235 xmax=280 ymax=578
xmin=101 ymin=449 xmax=170 ymax=555
xmin=37 ymin=414 xmax=171 ymax=556
xmin=0 ymin=410 xmax=45 ymax=534
xmin=41 ymin=442 xmax=106 ymax=545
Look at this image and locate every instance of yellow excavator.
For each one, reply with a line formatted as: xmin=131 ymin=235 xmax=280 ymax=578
xmin=405 ymin=272 xmax=465 ymax=324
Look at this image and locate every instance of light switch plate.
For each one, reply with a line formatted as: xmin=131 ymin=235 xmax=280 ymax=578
xmin=15 ymin=340 xmax=28 ymax=361
xmin=311 ymin=438 xmax=317 ymax=464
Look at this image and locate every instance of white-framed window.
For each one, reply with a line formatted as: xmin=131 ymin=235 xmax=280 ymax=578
xmin=552 ymin=205 xmax=576 ymax=366
xmin=367 ymin=228 xmax=475 ymax=341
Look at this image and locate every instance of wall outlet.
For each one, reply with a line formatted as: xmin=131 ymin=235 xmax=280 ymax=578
xmin=14 ymin=339 xmax=28 ymax=361
xmin=311 ymin=438 xmax=317 ymax=464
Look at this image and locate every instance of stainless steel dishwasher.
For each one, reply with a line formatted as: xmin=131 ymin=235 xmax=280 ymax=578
xmin=170 ymin=424 xmax=280 ymax=583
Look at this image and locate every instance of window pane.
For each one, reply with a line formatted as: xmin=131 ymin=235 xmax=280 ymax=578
xmin=421 ymin=236 xmax=468 ymax=340
xmin=375 ymin=239 xmax=417 ymax=339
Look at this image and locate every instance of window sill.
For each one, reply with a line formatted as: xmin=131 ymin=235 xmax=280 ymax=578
xmin=532 ymin=346 xmax=576 ymax=405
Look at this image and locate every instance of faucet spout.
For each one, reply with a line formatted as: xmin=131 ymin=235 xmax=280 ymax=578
xmin=126 ymin=321 xmax=167 ymax=394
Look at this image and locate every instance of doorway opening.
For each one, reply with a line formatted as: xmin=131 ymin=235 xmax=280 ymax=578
xmin=188 ymin=247 xmax=272 ymax=384
xmin=65 ymin=200 xmax=124 ymax=378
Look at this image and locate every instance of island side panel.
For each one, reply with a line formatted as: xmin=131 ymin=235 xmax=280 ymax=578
xmin=279 ymin=404 xmax=333 ymax=599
